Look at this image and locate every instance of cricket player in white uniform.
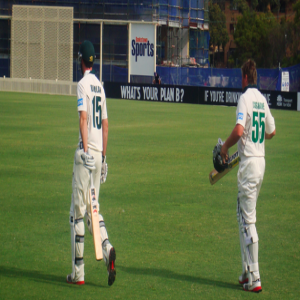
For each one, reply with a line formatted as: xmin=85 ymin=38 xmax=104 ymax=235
xmin=67 ymin=40 xmax=116 ymax=286
xmin=220 ymin=59 xmax=276 ymax=293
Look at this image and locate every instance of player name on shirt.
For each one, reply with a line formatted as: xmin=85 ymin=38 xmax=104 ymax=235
xmin=90 ymin=85 xmax=101 ymax=93
xmin=253 ymin=102 xmax=264 ymax=110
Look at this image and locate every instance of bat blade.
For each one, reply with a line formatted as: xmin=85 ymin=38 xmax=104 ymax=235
xmin=209 ymin=151 xmax=239 ymax=185
xmin=89 ymin=185 xmax=103 ymax=261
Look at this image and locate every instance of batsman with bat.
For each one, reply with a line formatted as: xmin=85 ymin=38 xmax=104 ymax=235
xmin=67 ymin=40 xmax=116 ymax=286
xmin=218 ymin=59 xmax=276 ymax=293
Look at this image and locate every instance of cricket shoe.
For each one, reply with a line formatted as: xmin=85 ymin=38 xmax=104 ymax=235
xmin=107 ymin=247 xmax=116 ymax=286
xmin=238 ymin=273 xmax=248 ymax=285
xmin=66 ymin=274 xmax=85 ymax=285
xmin=243 ymin=279 xmax=262 ymax=293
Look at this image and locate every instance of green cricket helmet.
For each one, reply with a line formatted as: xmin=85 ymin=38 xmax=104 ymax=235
xmin=78 ymin=40 xmax=96 ymax=64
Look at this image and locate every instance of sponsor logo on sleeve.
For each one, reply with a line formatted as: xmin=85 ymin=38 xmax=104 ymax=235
xmin=77 ymin=98 xmax=83 ymax=107
xmin=237 ymin=112 xmax=244 ymax=121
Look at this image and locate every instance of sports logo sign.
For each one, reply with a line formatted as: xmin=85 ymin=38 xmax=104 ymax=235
xmin=132 ymin=37 xmax=154 ymax=62
xmin=130 ymin=23 xmax=156 ymax=77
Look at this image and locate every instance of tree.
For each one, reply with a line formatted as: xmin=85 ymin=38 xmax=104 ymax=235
xmin=233 ymin=10 xmax=278 ymax=67
xmin=286 ymin=1 xmax=300 ymax=65
xmin=230 ymin=0 xmax=299 ymax=68
xmin=277 ymin=0 xmax=300 ymax=66
xmin=231 ymin=0 xmax=258 ymax=13
xmin=209 ymin=3 xmax=229 ymax=66
xmin=231 ymin=0 xmax=289 ymax=14
xmin=267 ymin=20 xmax=289 ymax=67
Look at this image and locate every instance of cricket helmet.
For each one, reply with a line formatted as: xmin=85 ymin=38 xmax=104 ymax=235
xmin=212 ymin=140 xmax=228 ymax=173
xmin=78 ymin=40 xmax=96 ymax=64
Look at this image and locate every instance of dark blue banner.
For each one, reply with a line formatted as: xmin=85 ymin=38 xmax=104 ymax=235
xmin=104 ymin=82 xmax=298 ymax=111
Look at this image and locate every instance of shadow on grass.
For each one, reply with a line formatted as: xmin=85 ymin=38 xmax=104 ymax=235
xmin=0 ymin=265 xmax=107 ymax=288
xmin=118 ymin=265 xmax=241 ymax=291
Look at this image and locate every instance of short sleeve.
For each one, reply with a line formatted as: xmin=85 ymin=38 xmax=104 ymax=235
xmin=77 ymin=82 xmax=87 ymax=112
xmin=102 ymin=91 xmax=108 ymax=120
xmin=236 ymin=96 xmax=247 ymax=128
xmin=265 ymin=106 xmax=275 ymax=134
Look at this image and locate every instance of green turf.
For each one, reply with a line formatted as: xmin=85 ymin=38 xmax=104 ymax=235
xmin=0 ymin=91 xmax=299 ymax=300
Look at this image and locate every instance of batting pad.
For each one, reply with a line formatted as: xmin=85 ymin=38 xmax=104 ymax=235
xmin=70 ymin=211 xmax=85 ymax=282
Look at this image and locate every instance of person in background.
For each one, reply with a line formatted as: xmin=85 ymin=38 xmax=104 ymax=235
xmin=153 ymin=72 xmax=161 ymax=84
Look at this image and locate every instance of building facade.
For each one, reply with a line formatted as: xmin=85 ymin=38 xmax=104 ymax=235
xmin=0 ymin=0 xmax=210 ymax=81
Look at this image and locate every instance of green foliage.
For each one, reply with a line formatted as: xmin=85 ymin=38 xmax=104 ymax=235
xmin=209 ymin=3 xmax=229 ymax=48
xmin=234 ymin=10 xmax=277 ymax=67
xmin=227 ymin=56 xmax=235 ymax=68
xmin=279 ymin=0 xmax=300 ymax=66
xmin=231 ymin=0 xmax=284 ymax=13
xmin=209 ymin=3 xmax=229 ymax=66
xmin=232 ymin=0 xmax=300 ymax=67
xmin=289 ymin=1 xmax=300 ymax=56
xmin=0 ymin=92 xmax=299 ymax=299
xmin=231 ymin=0 xmax=253 ymax=13
xmin=267 ymin=20 xmax=289 ymax=67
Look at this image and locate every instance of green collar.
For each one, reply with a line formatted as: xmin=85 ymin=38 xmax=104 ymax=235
xmin=242 ymin=84 xmax=257 ymax=93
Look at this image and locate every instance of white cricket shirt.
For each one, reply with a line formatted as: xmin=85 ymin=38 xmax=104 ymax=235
xmin=77 ymin=70 xmax=108 ymax=152
xmin=236 ymin=86 xmax=275 ymax=157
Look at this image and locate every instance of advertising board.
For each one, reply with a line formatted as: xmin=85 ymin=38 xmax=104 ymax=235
xmin=104 ymin=82 xmax=298 ymax=111
xmin=129 ymin=23 xmax=156 ymax=77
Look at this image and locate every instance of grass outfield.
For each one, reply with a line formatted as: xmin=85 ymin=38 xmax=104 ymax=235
xmin=0 ymin=91 xmax=299 ymax=300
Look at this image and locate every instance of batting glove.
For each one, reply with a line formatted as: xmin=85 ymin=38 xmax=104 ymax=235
xmin=212 ymin=138 xmax=228 ymax=173
xmin=100 ymin=155 xmax=108 ymax=183
xmin=81 ymin=152 xmax=96 ymax=171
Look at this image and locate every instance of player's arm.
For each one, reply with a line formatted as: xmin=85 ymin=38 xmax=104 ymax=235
xmin=77 ymin=82 xmax=89 ymax=153
xmin=79 ymin=109 xmax=95 ymax=171
xmin=102 ymin=118 xmax=108 ymax=157
xmin=220 ymin=124 xmax=244 ymax=162
xmin=265 ymin=129 xmax=276 ymax=140
xmin=100 ymin=117 xmax=108 ymax=184
xmin=265 ymin=107 xmax=276 ymax=140
xmin=80 ymin=111 xmax=88 ymax=153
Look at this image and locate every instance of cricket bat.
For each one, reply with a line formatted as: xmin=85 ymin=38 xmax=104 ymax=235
xmin=209 ymin=151 xmax=239 ymax=185
xmin=89 ymin=172 xmax=103 ymax=260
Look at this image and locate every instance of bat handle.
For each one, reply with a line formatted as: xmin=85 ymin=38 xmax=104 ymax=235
xmin=87 ymin=148 xmax=94 ymax=188
xmin=89 ymin=170 xmax=94 ymax=188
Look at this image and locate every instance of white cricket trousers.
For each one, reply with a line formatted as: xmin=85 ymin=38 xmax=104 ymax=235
xmin=237 ymin=156 xmax=265 ymax=224
xmin=72 ymin=148 xmax=102 ymax=219
xmin=70 ymin=148 xmax=103 ymax=282
xmin=237 ymin=156 xmax=265 ymax=282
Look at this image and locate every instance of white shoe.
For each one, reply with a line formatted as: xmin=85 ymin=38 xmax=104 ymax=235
xmin=243 ymin=279 xmax=262 ymax=293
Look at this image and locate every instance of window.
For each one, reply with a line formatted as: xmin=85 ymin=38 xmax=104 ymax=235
xmin=230 ymin=24 xmax=235 ymax=35
xmin=230 ymin=0 xmax=238 ymax=11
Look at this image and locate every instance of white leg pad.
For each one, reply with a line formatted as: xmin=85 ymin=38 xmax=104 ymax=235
xmin=239 ymin=230 xmax=248 ymax=274
xmin=70 ymin=211 xmax=85 ymax=282
xmin=84 ymin=212 xmax=112 ymax=266
xmin=237 ymin=200 xmax=260 ymax=285
xmin=245 ymin=224 xmax=259 ymax=246
xmin=85 ymin=212 xmax=93 ymax=235
xmin=237 ymin=197 xmax=247 ymax=274
xmin=99 ymin=214 xmax=108 ymax=243
xmin=84 ymin=202 xmax=100 ymax=235
xmin=99 ymin=214 xmax=112 ymax=266
xmin=243 ymin=223 xmax=260 ymax=284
